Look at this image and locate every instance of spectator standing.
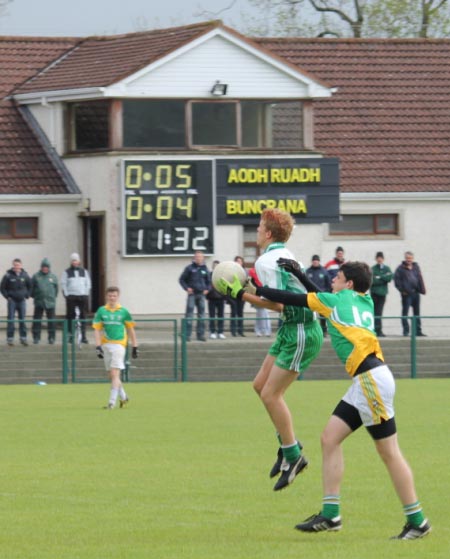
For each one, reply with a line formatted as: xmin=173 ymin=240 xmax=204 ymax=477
xmin=370 ymin=251 xmax=393 ymax=337
xmin=394 ymin=251 xmax=426 ymax=337
xmin=31 ymin=258 xmax=59 ymax=344
xmin=179 ymin=250 xmax=210 ymax=342
xmin=248 ymin=268 xmax=271 ymax=337
xmin=228 ymin=256 xmax=247 ymax=337
xmin=207 ymin=260 xmax=226 ymax=339
xmin=1 ymin=258 xmax=31 ymax=346
xmin=306 ymin=255 xmax=331 ymax=335
xmin=325 ymin=246 xmax=346 ymax=282
xmin=60 ymin=253 xmax=91 ymax=343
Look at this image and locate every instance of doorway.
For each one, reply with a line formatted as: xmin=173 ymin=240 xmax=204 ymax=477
xmin=82 ymin=215 xmax=105 ymax=311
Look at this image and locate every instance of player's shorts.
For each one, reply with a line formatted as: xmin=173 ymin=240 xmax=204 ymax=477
xmin=334 ymin=364 xmax=396 ymax=439
xmin=268 ymin=319 xmax=323 ymax=374
xmin=103 ymin=343 xmax=126 ymax=371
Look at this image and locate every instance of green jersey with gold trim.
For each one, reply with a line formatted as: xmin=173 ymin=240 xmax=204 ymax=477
xmin=307 ymin=289 xmax=384 ymax=376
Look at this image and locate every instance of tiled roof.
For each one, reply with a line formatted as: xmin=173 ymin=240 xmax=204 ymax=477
xmin=0 ymin=36 xmax=79 ymax=194
xmin=0 ymin=101 xmax=79 ymax=194
xmin=15 ymin=21 xmax=221 ymax=94
xmin=257 ymin=38 xmax=450 ymax=193
xmin=0 ymin=35 xmax=78 ymax=98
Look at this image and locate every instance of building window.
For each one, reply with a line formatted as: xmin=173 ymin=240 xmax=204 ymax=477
xmin=68 ymin=99 xmax=304 ymax=152
xmin=191 ymin=102 xmax=237 ymax=146
xmin=243 ymin=226 xmax=260 ymax=266
xmin=123 ymin=100 xmax=185 ymax=148
xmin=329 ymin=214 xmax=398 ymax=235
xmin=0 ymin=217 xmax=38 ymax=239
xmin=72 ymin=101 xmax=109 ymax=150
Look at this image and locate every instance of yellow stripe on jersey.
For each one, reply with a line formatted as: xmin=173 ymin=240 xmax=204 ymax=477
xmin=334 ymin=323 xmax=383 ymax=376
xmin=358 ymin=371 xmax=389 ymax=424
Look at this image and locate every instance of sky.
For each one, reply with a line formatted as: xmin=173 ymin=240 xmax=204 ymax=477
xmin=0 ymin=0 xmax=251 ymax=37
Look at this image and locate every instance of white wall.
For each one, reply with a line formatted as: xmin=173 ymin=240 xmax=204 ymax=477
xmin=0 ymin=200 xmax=80 ymax=317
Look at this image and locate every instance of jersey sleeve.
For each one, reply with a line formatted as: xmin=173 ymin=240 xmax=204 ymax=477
xmin=92 ymin=308 xmax=103 ymax=330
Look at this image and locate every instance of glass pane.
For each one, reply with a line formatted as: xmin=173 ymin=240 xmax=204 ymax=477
xmin=269 ymin=101 xmax=303 ymax=149
xmin=192 ymin=103 xmax=236 ymax=145
xmin=74 ymin=101 xmax=109 ymax=150
xmin=242 ymin=102 xmax=264 ymax=147
xmin=15 ymin=218 xmax=36 ymax=237
xmin=241 ymin=101 xmax=303 ymax=149
xmin=0 ymin=219 xmax=11 ymax=237
xmin=377 ymin=215 xmax=396 ymax=232
xmin=123 ymin=100 xmax=185 ymax=148
xmin=330 ymin=215 xmax=373 ymax=233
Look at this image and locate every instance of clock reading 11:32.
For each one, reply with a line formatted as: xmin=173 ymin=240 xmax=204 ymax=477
xmin=122 ymin=160 xmax=214 ymax=256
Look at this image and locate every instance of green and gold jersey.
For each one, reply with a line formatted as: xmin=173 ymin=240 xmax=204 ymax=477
xmin=307 ymin=289 xmax=384 ymax=376
xmin=92 ymin=304 xmax=135 ymax=346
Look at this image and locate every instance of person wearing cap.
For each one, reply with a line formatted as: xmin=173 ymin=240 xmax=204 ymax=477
xmin=325 ymin=246 xmax=346 ymax=282
xmin=306 ymin=255 xmax=331 ymax=335
xmin=31 ymin=258 xmax=59 ymax=344
xmin=60 ymin=253 xmax=92 ymax=343
xmin=0 ymin=258 xmax=32 ymax=346
xmin=370 ymin=252 xmax=393 ymax=337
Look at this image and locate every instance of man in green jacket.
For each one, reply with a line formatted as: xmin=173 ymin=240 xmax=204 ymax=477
xmin=370 ymin=252 xmax=393 ymax=337
xmin=31 ymin=258 xmax=59 ymax=344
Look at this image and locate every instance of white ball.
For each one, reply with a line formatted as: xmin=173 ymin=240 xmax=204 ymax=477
xmin=212 ymin=261 xmax=247 ymax=291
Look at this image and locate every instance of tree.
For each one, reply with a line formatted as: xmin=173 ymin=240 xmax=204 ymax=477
xmin=235 ymin=0 xmax=450 ymax=38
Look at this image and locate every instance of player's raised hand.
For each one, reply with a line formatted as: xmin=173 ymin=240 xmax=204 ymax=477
xmin=277 ymin=257 xmax=300 ymax=274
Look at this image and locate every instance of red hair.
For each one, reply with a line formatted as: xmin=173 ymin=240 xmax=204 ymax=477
xmin=261 ymin=209 xmax=295 ymax=243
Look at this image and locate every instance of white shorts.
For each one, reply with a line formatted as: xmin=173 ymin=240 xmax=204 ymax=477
xmin=342 ymin=365 xmax=395 ymax=427
xmin=103 ymin=343 xmax=126 ymax=371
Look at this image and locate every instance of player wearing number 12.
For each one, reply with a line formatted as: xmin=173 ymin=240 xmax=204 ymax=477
xmin=249 ymin=260 xmax=430 ymax=539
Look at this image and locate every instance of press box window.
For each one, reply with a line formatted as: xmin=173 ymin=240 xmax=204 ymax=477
xmin=191 ymin=102 xmax=237 ymax=146
xmin=0 ymin=218 xmax=38 ymax=239
xmin=72 ymin=101 xmax=109 ymax=150
xmin=330 ymin=214 xmax=399 ymax=235
xmin=123 ymin=100 xmax=185 ymax=148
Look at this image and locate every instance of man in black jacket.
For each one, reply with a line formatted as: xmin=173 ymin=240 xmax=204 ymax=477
xmin=394 ymin=251 xmax=426 ymax=337
xmin=179 ymin=251 xmax=211 ymax=341
xmin=1 ymin=258 xmax=32 ymax=346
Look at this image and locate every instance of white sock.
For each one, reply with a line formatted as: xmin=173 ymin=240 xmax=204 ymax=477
xmin=119 ymin=387 xmax=127 ymax=400
xmin=109 ymin=388 xmax=119 ymax=406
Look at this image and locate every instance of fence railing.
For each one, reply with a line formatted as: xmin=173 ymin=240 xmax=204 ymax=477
xmin=0 ymin=315 xmax=449 ymax=383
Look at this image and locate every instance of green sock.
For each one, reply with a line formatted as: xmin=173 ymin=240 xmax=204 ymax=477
xmin=281 ymin=442 xmax=300 ymax=463
xmin=321 ymin=495 xmax=340 ymax=519
xmin=404 ymin=502 xmax=425 ymax=527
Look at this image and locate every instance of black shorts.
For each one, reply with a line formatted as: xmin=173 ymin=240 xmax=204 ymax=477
xmin=332 ymin=399 xmax=397 ymax=440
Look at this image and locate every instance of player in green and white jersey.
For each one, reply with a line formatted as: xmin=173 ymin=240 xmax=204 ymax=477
xmin=244 ymin=259 xmax=430 ymax=540
xmin=93 ymin=286 xmax=138 ymax=409
xmin=218 ymin=208 xmax=323 ymax=492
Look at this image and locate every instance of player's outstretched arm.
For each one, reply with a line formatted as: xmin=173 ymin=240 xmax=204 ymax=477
xmin=255 ymin=285 xmax=309 ymax=308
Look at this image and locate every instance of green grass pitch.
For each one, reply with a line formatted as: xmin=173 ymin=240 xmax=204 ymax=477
xmin=1 ymin=379 xmax=448 ymax=559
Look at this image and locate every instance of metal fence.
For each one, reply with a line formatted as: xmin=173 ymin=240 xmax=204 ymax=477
xmin=0 ymin=315 xmax=449 ymax=384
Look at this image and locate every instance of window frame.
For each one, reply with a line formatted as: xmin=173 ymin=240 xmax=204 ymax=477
xmin=0 ymin=217 xmax=39 ymax=240
xmin=329 ymin=214 xmax=399 ymax=236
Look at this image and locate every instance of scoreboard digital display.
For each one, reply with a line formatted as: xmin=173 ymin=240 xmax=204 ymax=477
xmin=122 ymin=159 xmax=214 ymax=256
